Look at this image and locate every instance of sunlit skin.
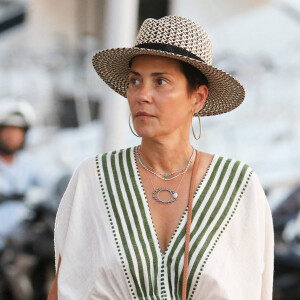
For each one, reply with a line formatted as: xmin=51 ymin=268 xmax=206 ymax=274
xmin=127 ymin=55 xmax=208 ymax=174
xmin=0 ymin=126 xmax=26 ymax=163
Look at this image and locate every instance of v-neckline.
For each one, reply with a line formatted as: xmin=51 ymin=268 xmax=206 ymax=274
xmin=132 ymin=147 xmax=218 ymax=256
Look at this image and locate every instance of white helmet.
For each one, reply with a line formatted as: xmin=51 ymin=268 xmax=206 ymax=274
xmin=0 ymin=98 xmax=36 ymax=130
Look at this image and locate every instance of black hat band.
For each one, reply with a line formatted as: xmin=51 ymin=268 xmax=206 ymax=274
xmin=136 ymin=43 xmax=205 ymax=63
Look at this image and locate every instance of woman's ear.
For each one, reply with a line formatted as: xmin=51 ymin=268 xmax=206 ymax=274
xmin=193 ymin=85 xmax=208 ymax=113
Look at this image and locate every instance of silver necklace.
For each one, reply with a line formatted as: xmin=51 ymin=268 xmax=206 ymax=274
xmin=137 ymin=147 xmax=187 ymax=178
xmin=136 ymin=146 xmax=195 ymax=181
xmin=135 ymin=147 xmax=195 ymax=204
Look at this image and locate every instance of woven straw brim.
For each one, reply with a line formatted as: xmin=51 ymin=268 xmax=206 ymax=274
xmin=92 ymin=47 xmax=245 ymax=116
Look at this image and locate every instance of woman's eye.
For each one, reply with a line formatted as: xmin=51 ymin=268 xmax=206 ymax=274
xmin=129 ymin=78 xmax=140 ymax=85
xmin=157 ymin=78 xmax=167 ymax=86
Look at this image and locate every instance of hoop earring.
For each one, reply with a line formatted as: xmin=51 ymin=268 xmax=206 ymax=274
xmin=192 ymin=112 xmax=201 ymax=140
xmin=129 ymin=113 xmax=140 ymax=137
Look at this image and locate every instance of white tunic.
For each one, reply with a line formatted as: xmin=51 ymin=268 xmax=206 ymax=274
xmin=54 ymin=147 xmax=274 ymax=300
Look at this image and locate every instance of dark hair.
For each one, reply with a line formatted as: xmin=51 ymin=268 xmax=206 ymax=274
xmin=177 ymin=60 xmax=209 ymax=94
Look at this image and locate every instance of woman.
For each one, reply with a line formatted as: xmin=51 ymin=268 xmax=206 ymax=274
xmin=48 ymin=16 xmax=274 ymax=300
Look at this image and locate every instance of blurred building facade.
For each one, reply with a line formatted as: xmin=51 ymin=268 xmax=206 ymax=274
xmin=171 ymin=0 xmax=300 ymax=205
xmin=170 ymin=0 xmax=269 ymax=25
xmin=0 ymin=0 xmax=106 ymax=127
xmin=0 ymin=0 xmax=299 ymax=202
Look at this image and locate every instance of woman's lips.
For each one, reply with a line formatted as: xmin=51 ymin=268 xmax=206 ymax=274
xmin=135 ymin=112 xmax=154 ymax=119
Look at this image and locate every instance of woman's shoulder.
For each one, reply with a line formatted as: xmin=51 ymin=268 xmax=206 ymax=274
xmin=208 ymin=152 xmax=266 ymax=195
xmin=70 ymin=156 xmax=98 ymax=180
xmin=202 ymin=152 xmax=269 ymax=209
xmin=201 ymin=151 xmax=262 ymax=188
xmin=200 ymin=151 xmax=253 ymax=172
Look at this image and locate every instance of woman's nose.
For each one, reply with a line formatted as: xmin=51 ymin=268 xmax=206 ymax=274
xmin=137 ymin=82 xmax=152 ymax=103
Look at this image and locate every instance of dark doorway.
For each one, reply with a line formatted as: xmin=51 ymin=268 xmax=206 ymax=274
xmin=138 ymin=0 xmax=169 ymax=26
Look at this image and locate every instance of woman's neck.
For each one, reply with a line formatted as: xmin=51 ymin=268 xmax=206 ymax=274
xmin=139 ymin=137 xmax=194 ymax=174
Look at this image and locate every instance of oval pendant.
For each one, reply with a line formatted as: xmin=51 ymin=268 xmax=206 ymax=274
xmin=152 ymin=187 xmax=178 ymax=204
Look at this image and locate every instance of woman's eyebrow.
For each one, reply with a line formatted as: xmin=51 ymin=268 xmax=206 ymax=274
xmin=129 ymin=70 xmax=140 ymax=76
xmin=129 ymin=70 xmax=168 ymax=77
xmin=151 ymin=72 xmax=166 ymax=77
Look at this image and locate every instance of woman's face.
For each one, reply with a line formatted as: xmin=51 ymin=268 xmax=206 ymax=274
xmin=127 ymin=55 xmax=207 ymax=139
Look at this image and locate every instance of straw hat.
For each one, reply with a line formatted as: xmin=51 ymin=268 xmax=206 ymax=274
xmin=92 ymin=16 xmax=245 ymax=116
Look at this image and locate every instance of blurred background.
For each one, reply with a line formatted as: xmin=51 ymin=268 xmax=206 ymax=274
xmin=0 ymin=0 xmax=299 ymax=299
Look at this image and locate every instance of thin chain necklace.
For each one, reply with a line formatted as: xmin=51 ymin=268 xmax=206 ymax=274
xmin=135 ymin=147 xmax=195 ymax=204
xmin=138 ymin=147 xmax=187 ymax=178
xmin=136 ymin=145 xmax=195 ymax=181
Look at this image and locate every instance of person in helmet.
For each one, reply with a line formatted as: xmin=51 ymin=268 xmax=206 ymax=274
xmin=0 ymin=99 xmax=39 ymax=199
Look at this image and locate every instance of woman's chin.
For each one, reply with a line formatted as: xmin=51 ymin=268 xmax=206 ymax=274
xmin=136 ymin=131 xmax=154 ymax=138
xmin=135 ymin=128 xmax=157 ymax=138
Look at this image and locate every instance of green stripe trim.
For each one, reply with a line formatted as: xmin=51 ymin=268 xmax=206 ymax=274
xmin=188 ymin=159 xmax=235 ymax=259
xmin=118 ymin=149 xmax=155 ymax=295
xmin=177 ymin=157 xmax=232 ymax=298
xmin=102 ymin=151 xmax=143 ymax=298
xmin=187 ymin=164 xmax=251 ymax=300
xmin=126 ymin=147 xmax=160 ymax=298
xmin=167 ymin=156 xmax=224 ymax=299
xmin=98 ymin=148 xmax=252 ymax=300
xmin=185 ymin=160 xmax=242 ymax=289
xmin=96 ymin=154 xmax=137 ymax=298
xmin=110 ymin=150 xmax=148 ymax=297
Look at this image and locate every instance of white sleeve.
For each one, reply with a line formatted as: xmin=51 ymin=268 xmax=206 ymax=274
xmin=54 ymin=167 xmax=80 ymax=272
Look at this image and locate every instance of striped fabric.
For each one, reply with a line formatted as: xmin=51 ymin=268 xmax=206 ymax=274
xmin=96 ymin=147 xmax=252 ymax=300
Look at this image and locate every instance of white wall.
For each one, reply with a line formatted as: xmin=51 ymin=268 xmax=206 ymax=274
xmin=169 ymin=0 xmax=300 ymax=192
xmin=169 ymin=0 xmax=270 ymax=26
xmin=27 ymin=0 xmax=104 ymax=50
